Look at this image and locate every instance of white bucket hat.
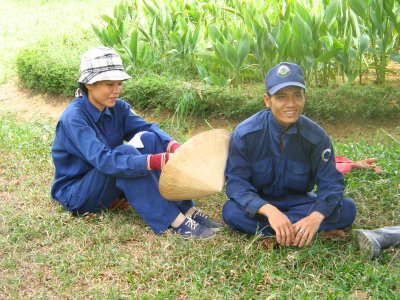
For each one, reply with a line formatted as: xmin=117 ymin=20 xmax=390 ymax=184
xmin=159 ymin=129 xmax=231 ymax=200
xmin=78 ymin=46 xmax=131 ymax=84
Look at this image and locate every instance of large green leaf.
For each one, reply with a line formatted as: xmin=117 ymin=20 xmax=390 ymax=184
xmin=319 ymin=35 xmax=334 ymax=49
xmin=324 ymin=0 xmax=339 ymax=28
xmin=177 ymin=15 xmax=188 ymax=33
xmin=348 ymin=0 xmax=371 ymax=19
xmin=294 ymin=2 xmax=312 ymax=26
xmin=196 ymin=65 xmax=208 ymax=79
xmin=208 ymin=25 xmax=222 ymax=42
xmin=215 ymin=40 xmax=226 ymax=60
xmin=315 ymin=49 xmax=342 ymax=62
xmin=191 ymin=20 xmax=201 ymax=47
xmin=390 ymin=51 xmax=400 ymax=63
xmin=237 ymin=37 xmax=250 ymax=67
xmin=358 ymin=34 xmax=370 ymax=54
xmin=169 ymin=32 xmax=183 ymax=53
xmin=276 ymin=22 xmax=291 ymax=58
xmin=129 ymin=30 xmax=138 ymax=63
xmin=143 ymin=0 xmax=158 ymax=17
xmin=101 ymin=15 xmax=115 ymax=25
xmin=225 ymin=42 xmax=239 ymax=69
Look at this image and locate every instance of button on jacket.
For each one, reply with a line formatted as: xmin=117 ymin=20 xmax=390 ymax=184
xmin=51 ymin=95 xmax=173 ymax=200
xmin=225 ymin=109 xmax=344 ymax=218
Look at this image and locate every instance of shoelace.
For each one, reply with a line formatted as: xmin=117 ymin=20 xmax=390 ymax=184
xmin=193 ymin=211 xmax=208 ymax=219
xmin=184 ymin=217 xmax=199 ymax=230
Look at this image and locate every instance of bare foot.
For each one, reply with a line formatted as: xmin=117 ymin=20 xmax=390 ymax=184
xmin=108 ymin=197 xmax=131 ymax=211
xmin=319 ymin=229 xmax=346 ymax=239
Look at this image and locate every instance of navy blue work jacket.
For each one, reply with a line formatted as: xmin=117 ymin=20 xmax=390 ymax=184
xmin=51 ymin=95 xmax=173 ymax=200
xmin=225 ymin=109 xmax=344 ymax=218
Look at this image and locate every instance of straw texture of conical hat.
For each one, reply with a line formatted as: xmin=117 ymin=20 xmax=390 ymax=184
xmin=159 ymin=129 xmax=231 ymax=200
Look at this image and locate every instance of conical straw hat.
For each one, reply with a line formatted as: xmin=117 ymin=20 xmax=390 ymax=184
xmin=159 ymin=129 xmax=231 ymax=200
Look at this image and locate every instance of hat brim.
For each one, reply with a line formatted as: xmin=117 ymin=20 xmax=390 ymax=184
xmin=268 ymin=81 xmax=305 ymax=95
xmin=159 ymin=129 xmax=231 ymax=200
xmin=78 ymin=70 xmax=131 ymax=84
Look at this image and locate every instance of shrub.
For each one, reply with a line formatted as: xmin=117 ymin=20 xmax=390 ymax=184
xmin=15 ymin=40 xmax=400 ymax=123
xmin=15 ymin=32 xmax=98 ymax=96
xmin=122 ymin=75 xmax=400 ymax=122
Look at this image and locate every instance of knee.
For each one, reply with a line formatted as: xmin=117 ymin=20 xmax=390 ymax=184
xmin=342 ymin=197 xmax=357 ymax=222
xmin=222 ymin=200 xmax=242 ymax=228
xmin=139 ymin=132 xmax=164 ymax=154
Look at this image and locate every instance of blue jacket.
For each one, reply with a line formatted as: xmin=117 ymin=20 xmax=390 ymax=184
xmin=225 ymin=109 xmax=344 ymax=218
xmin=51 ymin=95 xmax=173 ymax=201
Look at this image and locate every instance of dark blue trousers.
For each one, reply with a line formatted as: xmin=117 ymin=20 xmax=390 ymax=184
xmin=222 ymin=194 xmax=356 ymax=237
xmin=66 ymin=132 xmax=194 ymax=234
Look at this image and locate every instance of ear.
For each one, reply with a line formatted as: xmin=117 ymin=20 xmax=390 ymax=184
xmin=263 ymin=93 xmax=271 ymax=108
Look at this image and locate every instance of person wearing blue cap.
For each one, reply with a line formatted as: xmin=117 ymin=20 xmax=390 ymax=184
xmin=51 ymin=46 xmax=223 ymax=239
xmin=222 ymin=62 xmax=357 ymax=247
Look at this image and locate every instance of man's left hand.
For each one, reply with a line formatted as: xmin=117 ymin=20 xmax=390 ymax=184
xmin=292 ymin=212 xmax=325 ymax=247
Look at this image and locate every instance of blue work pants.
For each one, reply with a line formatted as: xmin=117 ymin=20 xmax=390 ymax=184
xmin=66 ymin=132 xmax=194 ymax=234
xmin=222 ymin=194 xmax=356 ymax=236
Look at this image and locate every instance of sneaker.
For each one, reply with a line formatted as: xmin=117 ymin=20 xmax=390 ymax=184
xmin=172 ymin=217 xmax=215 ymax=239
xmin=191 ymin=210 xmax=224 ymax=231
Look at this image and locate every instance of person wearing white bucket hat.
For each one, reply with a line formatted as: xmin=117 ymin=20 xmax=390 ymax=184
xmin=51 ymin=46 xmax=222 ymax=239
xmin=222 ymin=62 xmax=357 ymax=247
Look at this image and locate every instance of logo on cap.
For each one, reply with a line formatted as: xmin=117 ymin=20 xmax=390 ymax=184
xmin=277 ymin=65 xmax=291 ymax=77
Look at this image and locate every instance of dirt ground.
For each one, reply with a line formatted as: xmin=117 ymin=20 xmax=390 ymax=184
xmin=0 ymin=79 xmax=398 ymax=141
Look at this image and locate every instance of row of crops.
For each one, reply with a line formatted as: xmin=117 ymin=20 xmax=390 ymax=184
xmin=93 ymin=0 xmax=400 ymax=87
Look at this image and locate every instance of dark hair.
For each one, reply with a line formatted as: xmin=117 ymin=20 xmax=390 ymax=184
xmin=78 ymin=82 xmax=88 ymax=96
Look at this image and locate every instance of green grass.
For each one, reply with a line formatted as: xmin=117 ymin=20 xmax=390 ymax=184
xmin=0 ymin=0 xmax=119 ymax=83
xmin=1 ymin=0 xmax=399 ymax=298
xmin=0 ymin=111 xmax=399 ymax=299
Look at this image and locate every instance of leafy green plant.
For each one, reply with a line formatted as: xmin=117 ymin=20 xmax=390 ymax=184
xmin=15 ymin=40 xmax=80 ymax=96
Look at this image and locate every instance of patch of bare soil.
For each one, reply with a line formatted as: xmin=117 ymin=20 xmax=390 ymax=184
xmin=0 ymin=79 xmax=398 ymax=141
xmin=0 ymin=79 xmax=70 ymax=122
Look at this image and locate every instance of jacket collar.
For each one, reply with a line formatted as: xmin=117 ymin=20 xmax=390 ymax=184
xmin=268 ymin=110 xmax=300 ymax=135
xmin=82 ymin=95 xmax=112 ymax=122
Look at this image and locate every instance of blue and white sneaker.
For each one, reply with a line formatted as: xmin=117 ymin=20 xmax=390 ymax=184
xmin=172 ymin=217 xmax=215 ymax=239
xmin=191 ymin=210 xmax=224 ymax=231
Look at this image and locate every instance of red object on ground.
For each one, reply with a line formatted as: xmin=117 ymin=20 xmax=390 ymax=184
xmin=335 ymin=156 xmax=383 ymax=175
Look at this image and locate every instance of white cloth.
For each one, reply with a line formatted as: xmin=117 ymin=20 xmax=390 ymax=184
xmin=127 ymin=131 xmax=146 ymax=148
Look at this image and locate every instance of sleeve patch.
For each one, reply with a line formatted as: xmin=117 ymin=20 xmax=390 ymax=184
xmin=321 ymin=148 xmax=332 ymax=162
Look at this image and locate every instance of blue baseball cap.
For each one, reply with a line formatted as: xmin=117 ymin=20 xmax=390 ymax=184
xmin=265 ymin=62 xmax=305 ymax=95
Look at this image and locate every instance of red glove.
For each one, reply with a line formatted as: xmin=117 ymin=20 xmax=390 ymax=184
xmin=167 ymin=140 xmax=181 ymax=153
xmin=147 ymin=153 xmax=170 ymax=170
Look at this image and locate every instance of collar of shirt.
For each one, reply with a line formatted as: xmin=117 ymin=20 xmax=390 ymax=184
xmin=82 ymin=95 xmax=113 ymax=122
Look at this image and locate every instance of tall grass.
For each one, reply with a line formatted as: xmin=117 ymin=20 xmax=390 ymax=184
xmin=0 ymin=111 xmax=399 ymax=299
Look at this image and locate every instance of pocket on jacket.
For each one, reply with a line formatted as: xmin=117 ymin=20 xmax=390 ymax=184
xmin=251 ymin=158 xmax=274 ymax=189
xmin=284 ymin=161 xmax=311 ymax=192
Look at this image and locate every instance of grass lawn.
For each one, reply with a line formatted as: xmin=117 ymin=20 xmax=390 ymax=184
xmin=0 ymin=111 xmax=399 ymax=299
xmin=0 ymin=0 xmax=118 ymax=83
xmin=0 ymin=0 xmax=399 ymax=298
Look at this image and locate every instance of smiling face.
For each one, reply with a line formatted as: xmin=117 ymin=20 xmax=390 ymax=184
xmin=85 ymin=80 xmax=123 ymax=111
xmin=263 ymin=86 xmax=305 ymax=129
